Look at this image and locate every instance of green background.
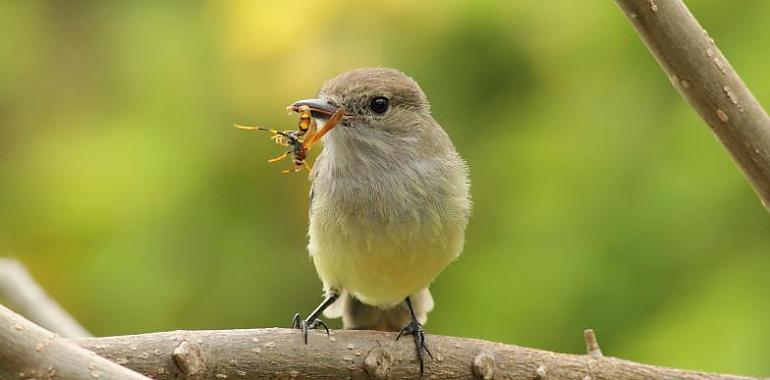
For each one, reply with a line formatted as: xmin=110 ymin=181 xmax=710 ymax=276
xmin=1 ymin=1 xmax=769 ymax=376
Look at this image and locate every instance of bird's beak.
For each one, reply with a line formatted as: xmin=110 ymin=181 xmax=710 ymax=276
xmin=289 ymin=98 xmax=348 ymax=150
xmin=289 ymin=98 xmax=339 ymax=119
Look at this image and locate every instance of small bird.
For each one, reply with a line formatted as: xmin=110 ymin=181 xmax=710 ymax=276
xmin=290 ymin=68 xmax=471 ymax=374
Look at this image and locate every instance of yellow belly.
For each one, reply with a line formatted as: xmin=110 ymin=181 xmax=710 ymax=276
xmin=308 ymin=215 xmax=465 ymax=308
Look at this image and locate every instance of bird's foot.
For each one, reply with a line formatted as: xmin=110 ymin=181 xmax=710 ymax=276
xmin=291 ymin=313 xmax=330 ymax=344
xmin=397 ymin=319 xmax=433 ymax=375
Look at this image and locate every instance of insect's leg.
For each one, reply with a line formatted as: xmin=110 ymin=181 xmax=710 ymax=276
xmin=270 ymin=134 xmax=289 ymax=146
xmin=281 ymin=165 xmax=301 ymax=174
xmin=234 ymin=124 xmax=277 ymax=133
xmin=268 ymin=151 xmax=291 ymax=163
xmin=281 ymin=162 xmax=306 ymax=174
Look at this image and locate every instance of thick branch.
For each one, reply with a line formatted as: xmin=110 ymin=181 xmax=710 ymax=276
xmin=614 ymin=0 xmax=770 ymax=210
xmin=0 ymin=304 xmax=150 ymax=380
xmin=0 ymin=257 xmax=91 ymax=338
xmin=72 ymin=328 xmax=759 ymax=380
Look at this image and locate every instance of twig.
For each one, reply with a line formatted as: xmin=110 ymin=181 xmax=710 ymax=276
xmin=614 ymin=0 xmax=770 ymax=210
xmin=72 ymin=328 xmax=759 ymax=380
xmin=0 ymin=257 xmax=91 ymax=338
xmin=0 ymin=304 xmax=150 ymax=380
xmin=583 ymin=329 xmax=603 ymax=359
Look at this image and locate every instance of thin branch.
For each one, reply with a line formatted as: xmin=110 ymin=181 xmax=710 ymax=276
xmin=583 ymin=328 xmax=604 ymax=359
xmin=0 ymin=257 xmax=91 ymax=338
xmin=0 ymin=304 xmax=150 ymax=380
xmin=72 ymin=328 xmax=759 ymax=380
xmin=614 ymin=0 xmax=770 ymax=210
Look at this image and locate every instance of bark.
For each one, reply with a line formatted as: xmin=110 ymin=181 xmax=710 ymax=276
xmin=614 ymin=0 xmax=770 ymax=210
xmin=0 ymin=257 xmax=91 ymax=338
xmin=71 ymin=328 xmax=758 ymax=380
xmin=0 ymin=261 xmax=762 ymax=380
xmin=0 ymin=304 xmax=150 ymax=380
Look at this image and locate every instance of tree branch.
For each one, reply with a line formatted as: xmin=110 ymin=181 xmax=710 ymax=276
xmin=614 ymin=0 xmax=770 ymax=210
xmin=0 ymin=287 xmax=760 ymax=380
xmin=0 ymin=257 xmax=91 ymax=338
xmin=71 ymin=328 xmax=759 ymax=380
xmin=0 ymin=304 xmax=150 ymax=380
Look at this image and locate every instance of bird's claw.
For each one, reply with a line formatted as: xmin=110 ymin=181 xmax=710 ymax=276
xmin=291 ymin=313 xmax=330 ymax=344
xmin=397 ymin=319 xmax=433 ymax=374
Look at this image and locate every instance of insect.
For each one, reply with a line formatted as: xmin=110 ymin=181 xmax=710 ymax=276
xmin=235 ymin=104 xmax=346 ymax=174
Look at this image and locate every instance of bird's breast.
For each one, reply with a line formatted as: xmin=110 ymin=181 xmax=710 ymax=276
xmin=307 ymin=146 xmax=469 ymax=307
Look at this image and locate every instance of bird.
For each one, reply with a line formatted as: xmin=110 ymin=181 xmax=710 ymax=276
xmin=290 ymin=67 xmax=471 ymax=374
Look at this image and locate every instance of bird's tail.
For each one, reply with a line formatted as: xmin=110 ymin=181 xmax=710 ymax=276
xmin=323 ymin=289 xmax=434 ymax=331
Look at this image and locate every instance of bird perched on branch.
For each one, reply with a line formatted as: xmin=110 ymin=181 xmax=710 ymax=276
xmin=290 ymin=68 xmax=471 ymax=374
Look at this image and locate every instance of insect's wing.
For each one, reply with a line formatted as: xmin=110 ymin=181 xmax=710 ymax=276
xmin=303 ymin=107 xmax=346 ymax=150
xmin=306 ymin=117 xmax=317 ymax=139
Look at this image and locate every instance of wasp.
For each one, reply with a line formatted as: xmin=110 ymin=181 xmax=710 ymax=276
xmin=236 ymin=102 xmax=346 ymax=174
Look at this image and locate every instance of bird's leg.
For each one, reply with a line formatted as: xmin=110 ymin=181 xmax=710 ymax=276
xmin=397 ymin=297 xmax=433 ymax=375
xmin=292 ymin=291 xmax=339 ymax=344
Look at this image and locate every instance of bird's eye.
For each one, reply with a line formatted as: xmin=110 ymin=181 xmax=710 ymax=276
xmin=369 ymin=96 xmax=389 ymax=114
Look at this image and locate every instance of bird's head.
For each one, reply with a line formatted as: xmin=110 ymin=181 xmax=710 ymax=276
xmin=291 ymin=68 xmax=433 ymax=145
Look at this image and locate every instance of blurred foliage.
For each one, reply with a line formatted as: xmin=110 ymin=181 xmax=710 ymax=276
xmin=1 ymin=0 xmax=770 ymax=376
